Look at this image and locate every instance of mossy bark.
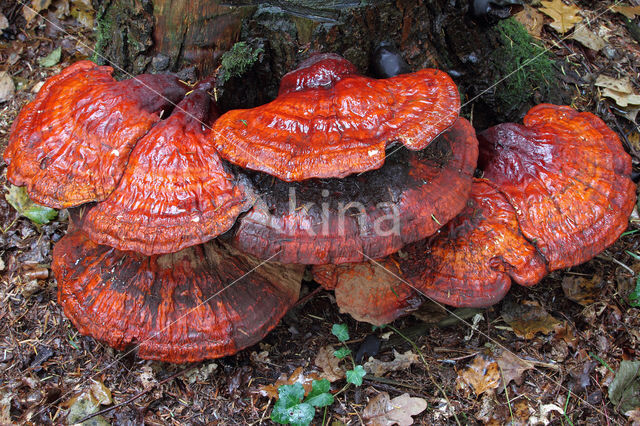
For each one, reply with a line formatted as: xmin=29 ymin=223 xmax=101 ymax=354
xmin=93 ymin=0 xmax=567 ymax=124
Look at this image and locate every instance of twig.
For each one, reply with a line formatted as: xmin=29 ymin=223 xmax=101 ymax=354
xmin=75 ymin=364 xmax=200 ymax=423
xmin=294 ymin=286 xmax=324 ymax=308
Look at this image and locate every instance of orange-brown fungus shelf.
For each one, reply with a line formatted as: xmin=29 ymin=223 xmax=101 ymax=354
xmin=479 ymin=104 xmax=637 ymax=270
xmin=52 ymin=230 xmax=303 ymax=363
xmin=314 ymin=105 xmax=636 ymax=324
xmin=78 ymin=83 xmax=253 ymax=255
xmin=4 ymin=61 xmax=188 ymax=208
xmin=211 ymin=54 xmax=460 ymax=181
xmin=313 ymin=260 xmax=422 ymax=326
xmin=229 ymin=118 xmax=478 ymax=264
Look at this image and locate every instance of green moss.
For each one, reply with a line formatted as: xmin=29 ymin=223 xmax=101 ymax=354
xmin=219 ymin=42 xmax=264 ymax=84
xmin=91 ymin=5 xmax=112 ymax=65
xmin=492 ymin=18 xmax=554 ymax=113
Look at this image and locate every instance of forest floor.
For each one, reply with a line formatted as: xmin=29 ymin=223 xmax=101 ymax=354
xmin=1 ymin=1 xmax=640 ymax=425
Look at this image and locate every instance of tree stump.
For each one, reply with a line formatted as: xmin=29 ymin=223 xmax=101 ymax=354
xmin=92 ymin=0 xmax=567 ymax=125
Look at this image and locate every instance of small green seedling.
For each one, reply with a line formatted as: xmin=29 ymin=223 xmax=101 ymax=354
xmin=271 ymin=380 xmax=333 ymax=425
xmin=271 ymin=322 xmax=367 ymax=425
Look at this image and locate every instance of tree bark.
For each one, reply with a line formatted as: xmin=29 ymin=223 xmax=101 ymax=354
xmin=93 ymin=0 xmax=568 ymax=125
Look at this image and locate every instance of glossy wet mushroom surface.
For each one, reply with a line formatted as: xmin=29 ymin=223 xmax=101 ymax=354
xmin=229 ymin=118 xmax=478 ymax=264
xmin=78 ymin=83 xmax=254 ymax=255
xmin=53 ymin=229 xmax=303 ymax=363
xmin=314 ymin=105 xmax=636 ymax=324
xmin=212 ymin=55 xmax=460 ymax=181
xmin=4 ymin=60 xmax=188 ymax=208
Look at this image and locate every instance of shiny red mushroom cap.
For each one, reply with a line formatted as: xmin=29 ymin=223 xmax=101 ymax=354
xmin=278 ymin=53 xmax=358 ymax=95
xmin=211 ymin=55 xmax=460 ymax=181
xmin=229 ymin=118 xmax=478 ymax=264
xmin=78 ymin=82 xmax=253 ymax=255
xmin=479 ymin=104 xmax=637 ymax=270
xmin=312 ymin=179 xmax=548 ymax=324
xmin=4 ymin=61 xmax=188 ymax=208
xmin=52 ymin=229 xmax=303 ymax=363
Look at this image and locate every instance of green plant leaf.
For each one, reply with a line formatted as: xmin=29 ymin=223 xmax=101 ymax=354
xmin=608 ymin=360 xmax=640 ymax=413
xmin=331 ymin=323 xmax=349 ymax=342
xmin=39 ymin=47 xmax=62 ymax=67
xmin=346 ymin=365 xmax=366 ymax=387
xmin=304 ymin=379 xmax=334 ymax=408
xmin=271 ymin=401 xmax=315 ymax=426
xmin=334 ymin=347 xmax=350 ymax=359
xmin=5 ymin=185 xmax=57 ymax=224
xmin=629 ymin=277 xmax=640 ymax=307
xmin=271 ymin=383 xmax=316 ymax=425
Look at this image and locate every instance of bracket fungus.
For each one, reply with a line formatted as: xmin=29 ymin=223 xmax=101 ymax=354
xmin=211 ymin=54 xmax=460 ymax=181
xmin=313 ymin=105 xmax=636 ymax=324
xmin=479 ymin=104 xmax=637 ymax=270
xmin=229 ymin=118 xmax=478 ymax=264
xmin=53 ymin=229 xmax=303 ymax=363
xmin=4 ymin=60 xmax=188 ymax=208
xmin=78 ymin=81 xmax=253 ymax=255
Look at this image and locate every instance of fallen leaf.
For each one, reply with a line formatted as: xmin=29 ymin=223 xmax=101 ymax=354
xmin=65 ymin=380 xmax=112 ymax=425
xmin=184 ymin=361 xmax=218 ymax=384
xmin=515 ymin=4 xmax=545 ymax=37
xmin=539 ymin=0 xmax=582 ymax=34
xmin=501 ymin=299 xmax=561 ymax=339
xmin=626 ymin=408 xmax=640 ymax=425
xmin=70 ymin=0 xmax=94 ymax=28
xmin=611 ymin=4 xmax=640 ymax=19
xmin=495 ymin=350 xmax=534 ymax=387
xmin=39 ymin=46 xmax=62 ymax=67
xmin=570 ymin=25 xmax=606 ymax=51
xmin=0 ymin=72 xmax=14 ymax=103
xmin=364 ymin=350 xmax=419 ymax=376
xmin=595 ymin=75 xmax=640 ymax=107
xmin=363 ymin=392 xmax=427 ymax=426
xmin=456 ymin=354 xmax=500 ymax=396
xmin=0 ymin=13 xmax=8 ymax=31
xmin=258 ymin=367 xmax=323 ymax=398
xmin=561 ymin=274 xmax=603 ymax=305
xmin=5 ymin=185 xmax=58 ymax=224
xmin=23 ymin=0 xmax=52 ymax=22
xmin=314 ymin=345 xmax=345 ymax=382
xmin=529 ymin=403 xmax=565 ymax=425
xmin=139 ymin=365 xmax=156 ymax=390
xmin=553 ymin=322 xmax=578 ymax=348
xmin=0 ymin=390 xmax=12 ymax=425
xmin=608 ymin=360 xmax=640 ymax=413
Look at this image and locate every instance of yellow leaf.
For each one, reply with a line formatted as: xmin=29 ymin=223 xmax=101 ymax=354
xmin=539 ymin=0 xmax=583 ymax=34
xmin=611 ymin=4 xmax=640 ymax=19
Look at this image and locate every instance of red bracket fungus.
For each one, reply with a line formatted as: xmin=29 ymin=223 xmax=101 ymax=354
xmin=313 ymin=105 xmax=636 ymax=324
xmin=479 ymin=104 xmax=636 ymax=270
xmin=78 ymin=81 xmax=253 ymax=255
xmin=4 ymin=60 xmax=188 ymax=208
xmin=229 ymin=118 xmax=478 ymax=264
xmin=53 ymin=229 xmax=303 ymax=363
xmin=211 ymin=54 xmax=460 ymax=181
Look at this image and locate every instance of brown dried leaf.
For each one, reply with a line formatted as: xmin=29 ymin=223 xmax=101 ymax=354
xmin=539 ymin=0 xmax=583 ymax=34
xmin=456 ymin=355 xmax=501 ymax=396
xmin=495 ymin=350 xmax=534 ymax=387
xmin=0 ymin=72 xmax=14 ymax=104
xmin=364 ymin=350 xmax=419 ymax=376
xmin=23 ymin=0 xmax=51 ymax=22
xmin=611 ymin=5 xmax=640 ymax=19
xmin=363 ymin=392 xmax=428 ymax=426
xmin=561 ymin=274 xmax=603 ymax=305
xmin=515 ymin=4 xmax=545 ymax=37
xmin=570 ymin=26 xmax=606 ymax=51
xmin=258 ymin=367 xmax=322 ymax=398
xmin=0 ymin=13 xmax=8 ymax=31
xmin=502 ymin=300 xmax=561 ymax=339
xmin=314 ymin=345 xmax=345 ymax=382
xmin=595 ymin=75 xmax=640 ymax=107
